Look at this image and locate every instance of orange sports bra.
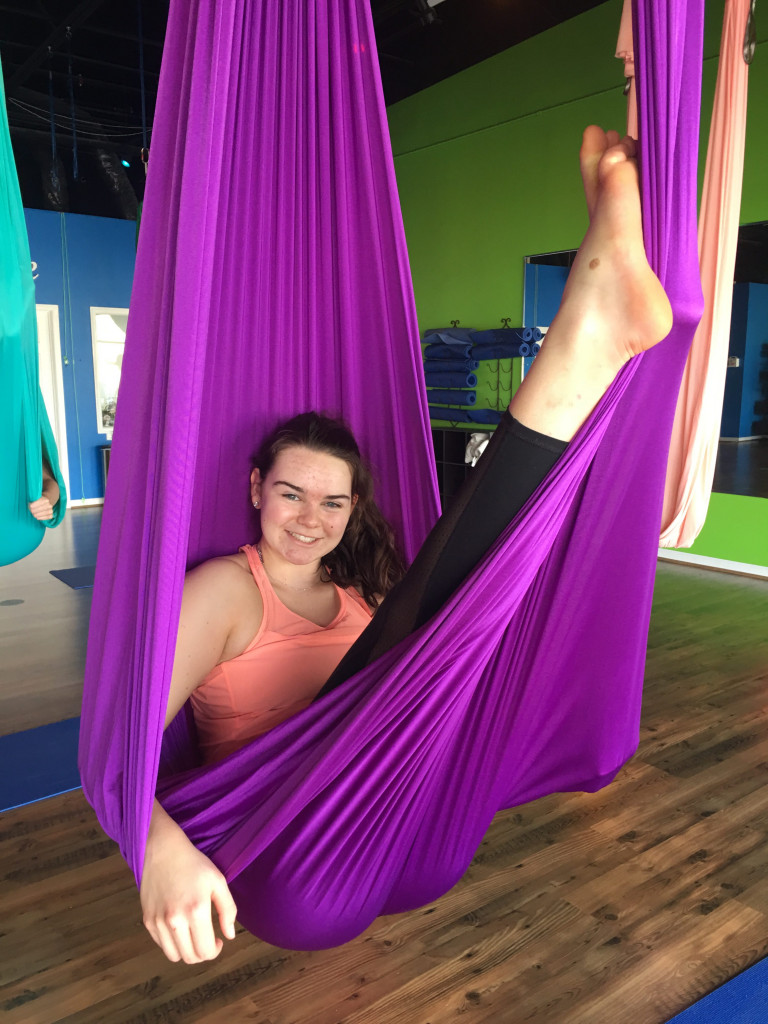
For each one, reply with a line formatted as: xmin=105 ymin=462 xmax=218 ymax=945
xmin=190 ymin=544 xmax=373 ymax=763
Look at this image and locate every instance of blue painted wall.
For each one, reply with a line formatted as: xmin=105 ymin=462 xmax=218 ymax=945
xmin=24 ymin=209 xmax=136 ymax=501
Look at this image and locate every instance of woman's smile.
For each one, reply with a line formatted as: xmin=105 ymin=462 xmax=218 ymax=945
xmin=287 ymin=531 xmax=320 ymax=544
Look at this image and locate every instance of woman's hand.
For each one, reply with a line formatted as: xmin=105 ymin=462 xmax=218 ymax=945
xmin=29 ymin=461 xmax=60 ymax=520
xmin=28 ymin=496 xmax=55 ymax=521
xmin=139 ymin=559 xmax=257 ymax=963
xmin=140 ymin=801 xmax=238 ymax=963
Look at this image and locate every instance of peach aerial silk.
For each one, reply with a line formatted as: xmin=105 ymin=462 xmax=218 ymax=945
xmin=616 ymin=0 xmax=638 ymax=137
xmin=617 ymin=0 xmax=751 ymax=549
xmin=660 ymin=0 xmax=750 ymax=547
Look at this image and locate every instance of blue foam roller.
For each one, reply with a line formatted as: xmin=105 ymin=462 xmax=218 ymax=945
xmin=423 ymin=358 xmax=479 ymax=374
xmin=424 ymin=370 xmax=478 ymax=389
xmin=472 ymin=342 xmax=530 ymax=360
xmin=423 ymin=342 xmax=474 ymax=360
xmin=425 ymin=389 xmax=476 ymax=406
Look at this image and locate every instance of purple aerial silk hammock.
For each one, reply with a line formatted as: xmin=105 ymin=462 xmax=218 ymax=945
xmin=79 ymin=0 xmax=704 ymax=950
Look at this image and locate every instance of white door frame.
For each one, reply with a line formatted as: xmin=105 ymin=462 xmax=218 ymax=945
xmin=35 ymin=304 xmax=70 ymax=499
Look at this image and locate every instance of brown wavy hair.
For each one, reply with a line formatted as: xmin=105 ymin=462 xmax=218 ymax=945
xmin=253 ymin=412 xmax=406 ymax=606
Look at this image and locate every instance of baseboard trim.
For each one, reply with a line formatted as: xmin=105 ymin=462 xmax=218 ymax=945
xmin=66 ymin=498 xmax=104 ymax=509
xmin=658 ymin=548 xmax=768 ymax=580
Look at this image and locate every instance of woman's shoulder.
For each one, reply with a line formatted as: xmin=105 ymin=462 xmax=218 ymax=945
xmin=182 ymin=552 xmax=264 ymax=662
xmin=184 ymin=551 xmax=255 ymax=595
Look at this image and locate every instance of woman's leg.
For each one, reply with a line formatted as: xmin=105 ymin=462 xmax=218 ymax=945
xmin=319 ymin=127 xmax=673 ymax=695
xmin=506 ymin=127 xmax=671 ymax=442
xmin=319 ymin=414 xmax=566 ymax=693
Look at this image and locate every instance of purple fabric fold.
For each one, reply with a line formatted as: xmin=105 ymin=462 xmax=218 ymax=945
xmin=79 ymin=0 xmax=704 ymax=951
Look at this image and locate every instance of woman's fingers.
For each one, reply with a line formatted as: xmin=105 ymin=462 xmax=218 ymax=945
xmin=153 ymin=918 xmax=187 ymax=962
xmin=162 ymin=916 xmax=206 ymax=964
xmin=187 ymin=897 xmax=227 ymax=960
xmin=140 ymin=803 xmax=236 ymax=963
xmin=148 ymin=903 xmax=223 ymax=963
xmin=212 ymin=876 xmax=238 ymax=941
xmin=28 ymin=498 xmax=54 ymax=520
xmin=144 ymin=883 xmax=235 ymax=963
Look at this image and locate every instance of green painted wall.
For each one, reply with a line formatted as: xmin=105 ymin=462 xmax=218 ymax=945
xmin=388 ymin=0 xmax=768 ymax=568
xmin=677 ymin=493 xmax=768 ymax=566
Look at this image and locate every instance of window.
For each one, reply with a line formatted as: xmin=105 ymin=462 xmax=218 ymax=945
xmin=91 ymin=307 xmax=129 ymax=437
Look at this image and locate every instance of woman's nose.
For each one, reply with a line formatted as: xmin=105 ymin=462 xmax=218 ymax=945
xmin=297 ymin=504 xmax=320 ymax=526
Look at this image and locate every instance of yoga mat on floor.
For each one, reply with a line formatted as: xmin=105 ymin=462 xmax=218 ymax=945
xmin=50 ymin=565 xmax=96 ymax=589
xmin=664 ymin=959 xmax=768 ymax=1023
xmin=0 ymin=717 xmax=81 ymax=811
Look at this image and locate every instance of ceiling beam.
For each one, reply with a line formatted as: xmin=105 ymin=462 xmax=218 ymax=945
xmin=5 ymin=64 xmax=154 ymax=96
xmin=7 ymin=0 xmax=110 ymax=90
xmin=78 ymin=24 xmax=164 ymax=47
xmin=53 ymin=50 xmax=160 ymax=79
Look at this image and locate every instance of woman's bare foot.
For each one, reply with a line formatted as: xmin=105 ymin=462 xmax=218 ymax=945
xmin=509 ymin=126 xmax=673 ymax=441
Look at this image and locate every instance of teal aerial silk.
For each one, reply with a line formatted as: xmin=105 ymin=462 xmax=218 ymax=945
xmin=0 ymin=65 xmax=66 ymax=566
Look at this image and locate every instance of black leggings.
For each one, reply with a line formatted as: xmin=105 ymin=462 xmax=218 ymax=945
xmin=317 ymin=412 xmax=567 ymax=696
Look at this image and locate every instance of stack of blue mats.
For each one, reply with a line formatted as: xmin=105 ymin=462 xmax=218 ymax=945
xmin=423 ymin=325 xmax=542 ymax=424
xmin=470 ymin=326 xmax=543 ymax=359
xmin=423 ymin=328 xmax=478 ymax=413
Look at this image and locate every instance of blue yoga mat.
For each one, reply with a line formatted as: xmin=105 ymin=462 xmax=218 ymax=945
xmin=428 ymin=406 xmax=502 ymax=425
xmin=0 ymin=717 xmax=81 ymax=811
xmin=50 ymin=565 xmax=96 ymax=589
xmin=426 ymin=389 xmax=476 ymax=406
xmin=423 ymin=341 xmax=474 ymax=360
xmin=664 ymin=960 xmax=768 ymax=1024
xmin=472 ymin=342 xmax=531 ymax=359
xmin=424 ymin=370 xmax=477 ymax=389
xmin=471 ymin=326 xmax=534 ymax=344
xmin=422 ymin=327 xmax=475 ymax=345
xmin=423 ymin=358 xmax=479 ymax=374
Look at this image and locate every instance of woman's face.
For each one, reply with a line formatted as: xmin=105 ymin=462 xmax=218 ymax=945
xmin=251 ymin=446 xmax=357 ymax=566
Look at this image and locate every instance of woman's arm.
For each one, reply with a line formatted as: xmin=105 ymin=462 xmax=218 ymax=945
xmin=141 ymin=558 xmax=260 ymax=963
xmin=28 ymin=459 xmax=60 ymax=521
xmin=140 ymin=799 xmax=237 ymax=962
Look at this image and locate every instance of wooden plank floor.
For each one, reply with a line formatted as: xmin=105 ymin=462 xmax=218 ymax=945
xmin=0 ymin=507 xmax=100 ymax=736
xmin=2 ymin=511 xmax=768 ymax=1022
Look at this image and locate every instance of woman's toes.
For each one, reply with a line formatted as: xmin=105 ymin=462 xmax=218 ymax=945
xmin=580 ymin=126 xmax=608 ymax=215
xmin=605 ymin=129 xmax=621 ymax=149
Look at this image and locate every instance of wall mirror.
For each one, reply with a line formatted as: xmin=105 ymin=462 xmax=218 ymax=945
xmin=90 ymin=307 xmax=129 ymax=438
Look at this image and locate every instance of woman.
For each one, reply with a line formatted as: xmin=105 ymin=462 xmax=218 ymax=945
xmin=141 ymin=127 xmax=674 ymax=963
xmin=28 ymin=458 xmax=60 ymax=521
xmin=188 ymin=410 xmax=404 ymax=767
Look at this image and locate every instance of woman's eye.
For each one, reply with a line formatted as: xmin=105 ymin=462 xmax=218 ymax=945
xmin=325 ymin=502 xmax=342 ymax=510
xmin=282 ymin=493 xmax=300 ymax=501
